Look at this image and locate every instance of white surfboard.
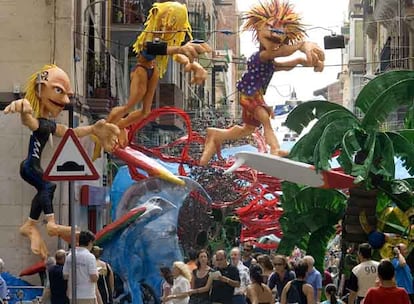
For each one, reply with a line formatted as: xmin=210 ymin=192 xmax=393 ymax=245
xmin=224 ymin=151 xmax=355 ymax=189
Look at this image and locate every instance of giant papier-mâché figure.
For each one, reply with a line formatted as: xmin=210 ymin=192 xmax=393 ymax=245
xmin=107 ymin=1 xmax=211 ymax=146
xmin=4 ymin=65 xmax=119 ymax=259
xmin=200 ymin=0 xmax=325 ymax=165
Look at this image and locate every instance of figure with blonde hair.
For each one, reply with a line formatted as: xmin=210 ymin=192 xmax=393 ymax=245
xmin=4 ymin=65 xmax=119 ymax=259
xmin=162 ymin=261 xmax=191 ymax=304
xmin=107 ymin=1 xmax=211 ymax=146
xmin=200 ymin=0 xmax=325 ymax=165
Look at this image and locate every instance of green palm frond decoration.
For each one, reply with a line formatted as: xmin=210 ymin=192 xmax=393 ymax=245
xmin=285 ymin=100 xmax=350 ymax=134
xmin=278 ymin=182 xmax=346 ymax=272
xmin=279 ymin=70 xmax=414 ymax=263
xmin=361 ymin=79 xmax=414 ymax=131
xmin=286 ymin=70 xmax=414 ymax=192
xmin=355 ymin=70 xmax=414 ymax=114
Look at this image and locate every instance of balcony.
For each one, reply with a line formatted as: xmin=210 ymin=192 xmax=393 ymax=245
xmin=373 ymin=0 xmax=399 ymax=28
xmin=111 ymin=0 xmax=147 ymax=27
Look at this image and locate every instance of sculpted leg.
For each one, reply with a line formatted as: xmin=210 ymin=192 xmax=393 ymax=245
xmin=20 ymin=218 xmax=48 ymax=259
xmin=254 ymin=107 xmax=288 ymax=157
xmin=200 ymin=125 xmax=254 ymax=166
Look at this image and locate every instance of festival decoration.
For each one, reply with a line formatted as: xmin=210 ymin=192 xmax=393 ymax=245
xmin=285 ymin=70 xmax=414 ymax=251
xmin=106 ymin=1 xmax=211 ymax=147
xmin=4 ymin=65 xmax=119 ymax=259
xmin=98 ymin=177 xmax=211 ymax=304
xmin=199 ymin=0 xmax=325 ymax=165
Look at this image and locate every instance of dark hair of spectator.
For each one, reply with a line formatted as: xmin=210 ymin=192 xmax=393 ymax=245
xmin=358 ymin=243 xmax=372 ymax=259
xmin=257 ymin=254 xmax=273 ymax=271
xmin=249 ymin=264 xmax=264 ymax=285
xmin=378 ymin=260 xmax=395 ymax=281
xmin=79 ymin=230 xmax=96 ymax=247
xmin=160 ymin=267 xmax=174 ymax=285
xmin=293 ymin=260 xmax=308 ymax=279
xmin=196 ymin=249 xmax=209 ymax=269
xmin=325 ymin=283 xmax=338 ymax=304
xmin=188 ymin=248 xmax=197 ymax=261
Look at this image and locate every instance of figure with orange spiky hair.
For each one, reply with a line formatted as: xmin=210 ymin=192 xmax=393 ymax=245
xmin=4 ymin=65 xmax=119 ymax=259
xmin=107 ymin=1 xmax=211 ymax=146
xmin=200 ymin=0 xmax=325 ymax=165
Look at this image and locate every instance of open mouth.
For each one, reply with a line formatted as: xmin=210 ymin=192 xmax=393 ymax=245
xmin=49 ymin=99 xmax=65 ymax=109
xmin=267 ymin=36 xmax=282 ymax=45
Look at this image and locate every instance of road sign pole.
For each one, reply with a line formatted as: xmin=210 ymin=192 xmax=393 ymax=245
xmin=70 ymin=180 xmax=77 ymax=303
xmin=42 ymin=125 xmax=100 ymax=304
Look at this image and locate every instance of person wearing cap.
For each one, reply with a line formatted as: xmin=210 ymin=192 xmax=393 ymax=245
xmin=91 ymin=246 xmax=114 ymax=304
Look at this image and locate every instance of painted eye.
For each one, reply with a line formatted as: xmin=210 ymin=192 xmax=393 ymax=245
xmin=54 ymin=87 xmax=63 ymax=94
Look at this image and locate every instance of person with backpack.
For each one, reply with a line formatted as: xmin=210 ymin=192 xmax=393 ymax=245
xmin=280 ymin=260 xmax=314 ymax=304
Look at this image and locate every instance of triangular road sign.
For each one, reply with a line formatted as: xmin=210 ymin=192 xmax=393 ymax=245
xmin=44 ymin=129 xmax=99 ymax=181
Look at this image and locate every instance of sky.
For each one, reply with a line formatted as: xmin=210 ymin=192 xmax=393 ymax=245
xmin=236 ymin=0 xmax=349 ymax=105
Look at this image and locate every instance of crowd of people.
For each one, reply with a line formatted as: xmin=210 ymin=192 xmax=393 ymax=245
xmin=157 ymin=242 xmax=414 ymax=304
xmin=158 ymin=244 xmax=331 ymax=304
xmin=1 ymin=238 xmax=414 ymax=304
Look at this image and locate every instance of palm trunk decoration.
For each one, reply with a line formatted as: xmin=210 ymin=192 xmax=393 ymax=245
xmin=283 ymin=70 xmax=414 ymax=255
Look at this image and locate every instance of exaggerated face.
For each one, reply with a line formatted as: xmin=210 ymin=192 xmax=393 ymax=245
xmin=257 ymin=21 xmax=287 ymax=51
xmin=38 ymin=68 xmax=73 ymax=118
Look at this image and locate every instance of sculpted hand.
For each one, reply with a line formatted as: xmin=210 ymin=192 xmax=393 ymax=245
xmin=92 ymin=119 xmax=120 ymax=152
xmin=4 ymin=99 xmax=33 ymax=114
xmin=175 ymin=53 xmax=192 ymax=72
xmin=175 ymin=54 xmax=208 ymax=84
xmin=299 ymin=41 xmax=325 ymax=67
xmin=187 ymin=62 xmax=208 ymax=84
xmin=299 ymin=41 xmax=325 ymax=72
xmin=178 ymin=42 xmax=212 ymax=62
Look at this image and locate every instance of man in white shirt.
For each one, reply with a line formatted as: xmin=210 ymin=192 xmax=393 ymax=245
xmin=230 ymin=247 xmax=250 ymax=304
xmin=348 ymin=243 xmax=379 ymax=304
xmin=63 ymin=230 xmax=99 ymax=304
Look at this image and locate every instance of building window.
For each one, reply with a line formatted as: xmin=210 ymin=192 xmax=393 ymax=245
xmin=112 ymin=0 xmax=145 ymax=24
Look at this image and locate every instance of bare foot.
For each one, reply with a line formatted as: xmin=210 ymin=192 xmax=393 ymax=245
xmin=46 ymin=221 xmax=78 ymax=244
xmin=200 ymin=128 xmax=223 ymax=166
xmin=20 ymin=220 xmax=48 ymax=259
xmin=107 ymin=106 xmax=126 ymax=124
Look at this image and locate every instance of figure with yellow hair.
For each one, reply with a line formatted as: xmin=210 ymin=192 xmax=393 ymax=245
xmin=200 ymin=0 xmax=325 ymax=165
xmin=107 ymin=1 xmax=211 ymax=145
xmin=4 ymin=65 xmax=119 ymax=259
